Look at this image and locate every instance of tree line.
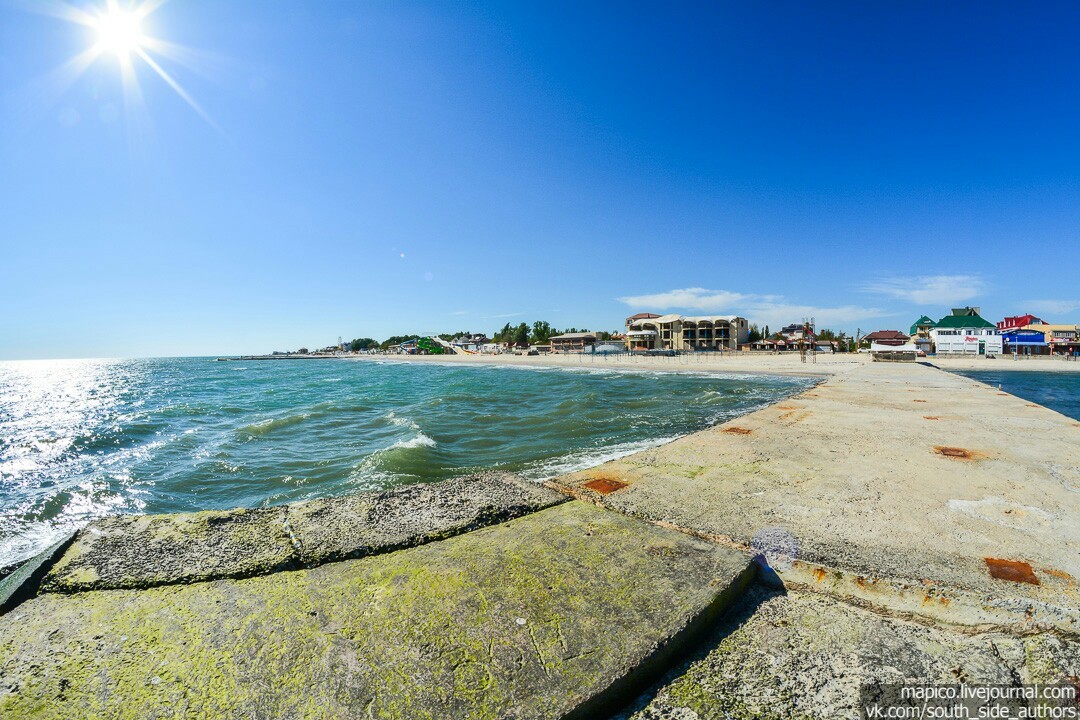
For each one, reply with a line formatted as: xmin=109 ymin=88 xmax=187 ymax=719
xmin=745 ymin=323 xmax=853 ymax=350
xmin=345 ymin=320 xmax=615 ymax=352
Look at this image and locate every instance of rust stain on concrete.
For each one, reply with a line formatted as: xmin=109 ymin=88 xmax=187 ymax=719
xmin=933 ymin=446 xmax=983 ymax=461
xmin=984 ymin=558 xmax=1040 ymax=585
xmin=582 ymin=477 xmax=628 ymax=495
xmin=1043 ymin=568 xmax=1076 ymax=585
xmin=723 ymin=427 xmax=753 ymax=435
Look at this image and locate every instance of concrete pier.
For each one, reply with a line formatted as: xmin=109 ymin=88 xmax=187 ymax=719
xmin=1 ymin=361 xmax=1077 ymax=719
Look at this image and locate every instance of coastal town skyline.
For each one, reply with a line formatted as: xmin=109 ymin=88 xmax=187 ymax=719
xmin=4 ymin=1 xmax=1080 ymax=360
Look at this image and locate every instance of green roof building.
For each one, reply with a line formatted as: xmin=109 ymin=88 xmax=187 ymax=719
xmin=930 ymin=308 xmax=1002 ymax=354
xmin=909 ymin=316 xmax=936 ymax=336
xmin=933 ymin=313 xmax=996 ymax=330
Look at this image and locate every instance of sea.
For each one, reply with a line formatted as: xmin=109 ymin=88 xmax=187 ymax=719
xmin=0 ymin=357 xmax=815 ymax=569
xmin=950 ymin=368 xmax=1080 ymax=422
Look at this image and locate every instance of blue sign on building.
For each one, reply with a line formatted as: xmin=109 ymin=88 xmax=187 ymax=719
xmin=1001 ymin=330 xmax=1046 ymax=346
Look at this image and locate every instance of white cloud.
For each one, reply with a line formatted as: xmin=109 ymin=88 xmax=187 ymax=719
xmin=1024 ymin=299 xmax=1080 ymax=317
xmin=617 ymin=287 xmax=887 ymax=330
xmin=860 ymin=275 xmax=985 ymax=306
xmin=486 ymin=311 xmax=525 ymax=319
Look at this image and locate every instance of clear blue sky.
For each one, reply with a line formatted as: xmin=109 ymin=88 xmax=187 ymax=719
xmin=2 ymin=0 xmax=1079 ymax=359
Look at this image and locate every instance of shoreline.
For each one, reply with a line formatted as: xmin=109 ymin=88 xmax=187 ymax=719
xmin=345 ymin=349 xmax=1080 ymax=376
xmin=346 ymin=349 xmax=857 ymax=378
xmin=2 ymin=358 xmax=1077 ymax=717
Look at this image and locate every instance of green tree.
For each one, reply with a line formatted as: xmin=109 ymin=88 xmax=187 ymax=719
xmin=492 ymin=323 xmax=513 ymax=343
xmin=379 ymin=335 xmax=420 ymax=350
xmin=530 ymin=320 xmax=554 ymax=344
xmin=747 ymin=323 xmax=762 ymax=343
xmin=349 ymin=337 xmax=378 ymax=351
xmin=513 ymin=322 xmax=529 ymax=346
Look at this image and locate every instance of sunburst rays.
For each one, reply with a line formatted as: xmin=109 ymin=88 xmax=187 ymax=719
xmin=22 ymin=0 xmax=216 ymax=131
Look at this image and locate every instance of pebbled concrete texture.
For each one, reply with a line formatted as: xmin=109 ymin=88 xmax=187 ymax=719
xmin=288 ymin=471 xmax=566 ymax=566
xmin=620 ymin=586 xmax=1080 ymax=720
xmin=556 ymin=362 xmax=1080 ymax=629
xmin=0 ymin=500 xmax=754 ymax=720
xmin=41 ymin=471 xmax=565 ymax=593
xmin=41 ymin=506 xmax=295 ymax=593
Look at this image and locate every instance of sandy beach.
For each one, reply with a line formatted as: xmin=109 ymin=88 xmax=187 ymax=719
xmin=349 ymin=349 xmax=1080 ymax=376
xmin=350 ymin=349 xmax=860 ymax=377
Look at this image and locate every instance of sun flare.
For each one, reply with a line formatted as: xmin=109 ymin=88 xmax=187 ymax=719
xmin=93 ymin=6 xmax=144 ymax=58
xmin=26 ymin=0 xmax=217 ymax=129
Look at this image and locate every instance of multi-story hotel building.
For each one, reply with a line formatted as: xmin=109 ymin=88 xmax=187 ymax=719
xmin=625 ymin=313 xmax=749 ymax=351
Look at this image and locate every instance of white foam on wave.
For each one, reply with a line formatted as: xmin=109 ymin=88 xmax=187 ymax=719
xmin=523 ymin=434 xmax=682 ymax=481
xmin=382 ymin=411 xmax=437 ymax=449
xmin=389 ymin=432 xmax=437 ymax=450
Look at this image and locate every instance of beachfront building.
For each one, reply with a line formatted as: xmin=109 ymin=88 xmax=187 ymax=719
xmin=1001 ymin=328 xmax=1049 ymax=356
xmin=930 ymin=307 xmax=1003 ymax=355
xmin=861 ymin=330 xmax=910 ymax=347
xmin=451 ymin=334 xmax=490 ymax=353
xmin=625 ymin=314 xmax=749 ymax=351
xmin=909 ymin=316 xmax=937 ymax=353
xmin=1022 ymin=324 xmax=1080 ymax=356
xmin=550 ymin=332 xmax=598 ymax=353
xmin=997 ymin=314 xmax=1045 ymax=331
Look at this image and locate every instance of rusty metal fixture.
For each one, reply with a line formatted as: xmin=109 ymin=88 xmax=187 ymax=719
xmin=582 ymin=477 xmax=628 ymax=495
xmin=913 ymin=399 xmax=927 ymax=403
xmin=922 ymin=416 xmax=941 ymax=420
xmin=722 ymin=427 xmax=753 ymax=435
xmin=935 ymin=446 xmax=973 ymax=459
xmin=984 ymin=557 xmax=1040 ymax=585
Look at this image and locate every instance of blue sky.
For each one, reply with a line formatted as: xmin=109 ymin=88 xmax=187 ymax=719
xmin=2 ymin=0 xmax=1079 ymax=359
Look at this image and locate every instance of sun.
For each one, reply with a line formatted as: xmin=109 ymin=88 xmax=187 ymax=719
xmin=92 ymin=5 xmax=145 ymax=58
xmin=25 ymin=0 xmax=218 ymax=129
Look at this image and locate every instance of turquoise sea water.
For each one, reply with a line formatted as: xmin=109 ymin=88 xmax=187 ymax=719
xmin=0 ymin=357 xmax=814 ymax=568
xmin=951 ymin=368 xmax=1080 ymax=421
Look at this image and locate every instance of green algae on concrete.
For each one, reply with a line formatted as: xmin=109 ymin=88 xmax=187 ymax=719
xmin=41 ymin=506 xmax=296 ymax=593
xmin=0 ymin=501 xmax=753 ymax=720
xmin=39 ymin=472 xmax=566 ymax=594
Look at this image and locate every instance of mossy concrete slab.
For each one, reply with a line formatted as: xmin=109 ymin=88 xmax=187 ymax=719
xmin=624 ymin=586 xmax=1080 ymax=720
xmin=41 ymin=506 xmax=295 ymax=593
xmin=0 ymin=501 xmax=753 ymax=720
xmin=40 ymin=473 xmax=566 ymax=594
xmin=288 ymin=471 xmax=566 ymax=565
